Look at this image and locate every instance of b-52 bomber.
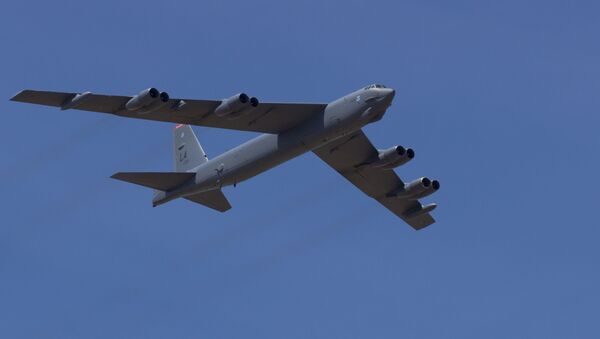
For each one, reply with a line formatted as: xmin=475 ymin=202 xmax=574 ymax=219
xmin=11 ymin=84 xmax=440 ymax=229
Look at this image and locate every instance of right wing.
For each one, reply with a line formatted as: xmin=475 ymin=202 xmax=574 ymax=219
xmin=313 ymin=130 xmax=438 ymax=230
xmin=10 ymin=89 xmax=326 ymax=134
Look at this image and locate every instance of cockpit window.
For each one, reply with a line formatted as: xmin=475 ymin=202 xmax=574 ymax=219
xmin=364 ymin=84 xmax=386 ymax=89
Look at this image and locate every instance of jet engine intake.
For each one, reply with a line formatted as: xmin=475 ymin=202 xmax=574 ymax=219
xmin=126 ymin=87 xmax=160 ymax=111
xmin=390 ymin=177 xmax=440 ymax=200
xmin=139 ymin=91 xmax=170 ymax=113
xmin=225 ymin=96 xmax=260 ymax=120
xmin=214 ymin=93 xmax=256 ymax=118
xmin=370 ymin=146 xmax=415 ymax=169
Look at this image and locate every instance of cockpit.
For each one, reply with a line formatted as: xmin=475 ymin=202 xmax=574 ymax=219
xmin=364 ymin=84 xmax=387 ymax=90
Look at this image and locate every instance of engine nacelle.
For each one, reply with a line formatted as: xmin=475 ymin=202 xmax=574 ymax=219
xmin=370 ymin=146 xmax=415 ymax=169
xmin=390 ymin=177 xmax=440 ymax=200
xmin=137 ymin=91 xmax=169 ymax=113
xmin=228 ymin=96 xmax=259 ymax=120
xmin=126 ymin=88 xmax=160 ymax=111
xmin=214 ymin=93 xmax=255 ymax=118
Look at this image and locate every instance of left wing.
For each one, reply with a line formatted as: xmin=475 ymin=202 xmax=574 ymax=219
xmin=10 ymin=89 xmax=326 ymax=134
xmin=313 ymin=130 xmax=438 ymax=230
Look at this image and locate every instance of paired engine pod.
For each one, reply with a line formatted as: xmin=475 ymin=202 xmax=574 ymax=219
xmin=214 ymin=93 xmax=250 ymax=117
xmin=370 ymin=145 xmax=415 ymax=169
xmin=125 ymin=88 xmax=170 ymax=114
xmin=391 ymin=177 xmax=440 ymax=200
xmin=126 ymin=87 xmax=160 ymax=111
xmin=214 ymin=93 xmax=260 ymax=119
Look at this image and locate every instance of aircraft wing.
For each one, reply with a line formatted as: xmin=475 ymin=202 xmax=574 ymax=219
xmin=312 ymin=130 xmax=436 ymax=230
xmin=10 ymin=89 xmax=326 ymax=134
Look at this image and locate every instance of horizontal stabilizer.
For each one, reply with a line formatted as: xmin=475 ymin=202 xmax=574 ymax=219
xmin=111 ymin=172 xmax=194 ymax=191
xmin=184 ymin=189 xmax=232 ymax=212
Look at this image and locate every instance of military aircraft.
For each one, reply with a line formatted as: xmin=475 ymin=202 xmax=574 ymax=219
xmin=11 ymin=84 xmax=440 ymax=229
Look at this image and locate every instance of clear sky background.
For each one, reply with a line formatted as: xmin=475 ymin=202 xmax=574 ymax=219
xmin=1 ymin=0 xmax=599 ymax=338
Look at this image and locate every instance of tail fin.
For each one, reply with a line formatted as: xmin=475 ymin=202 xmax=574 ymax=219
xmin=111 ymin=125 xmax=233 ymax=211
xmin=173 ymin=124 xmax=208 ymax=172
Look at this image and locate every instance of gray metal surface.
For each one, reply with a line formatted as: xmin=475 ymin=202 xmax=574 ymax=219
xmin=110 ymin=172 xmax=194 ymax=191
xmin=312 ymin=130 xmax=436 ymax=229
xmin=173 ymin=124 xmax=208 ymax=172
xmin=184 ymin=189 xmax=231 ymax=212
xmin=11 ymin=84 xmax=440 ymax=229
xmin=11 ymin=90 xmax=326 ymax=133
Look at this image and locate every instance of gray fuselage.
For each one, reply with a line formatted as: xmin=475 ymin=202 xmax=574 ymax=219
xmin=155 ymin=86 xmax=395 ymax=205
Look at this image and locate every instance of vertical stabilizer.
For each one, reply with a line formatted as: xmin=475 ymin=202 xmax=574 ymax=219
xmin=173 ymin=124 xmax=208 ymax=172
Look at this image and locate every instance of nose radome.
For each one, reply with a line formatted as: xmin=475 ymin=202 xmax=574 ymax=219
xmin=384 ymin=88 xmax=395 ymax=98
xmin=382 ymin=88 xmax=395 ymax=104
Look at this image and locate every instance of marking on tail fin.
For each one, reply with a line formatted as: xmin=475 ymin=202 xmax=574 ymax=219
xmin=173 ymin=124 xmax=208 ymax=171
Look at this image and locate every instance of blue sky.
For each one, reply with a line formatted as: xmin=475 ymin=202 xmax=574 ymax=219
xmin=1 ymin=0 xmax=599 ymax=338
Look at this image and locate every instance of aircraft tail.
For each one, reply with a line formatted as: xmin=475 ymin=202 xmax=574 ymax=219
xmin=111 ymin=124 xmax=232 ymax=212
xmin=173 ymin=124 xmax=208 ymax=172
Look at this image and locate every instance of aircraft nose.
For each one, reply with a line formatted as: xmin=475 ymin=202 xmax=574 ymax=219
xmin=382 ymin=88 xmax=395 ymax=104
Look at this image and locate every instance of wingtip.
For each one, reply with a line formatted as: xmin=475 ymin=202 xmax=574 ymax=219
xmin=9 ymin=89 xmax=27 ymax=101
xmin=109 ymin=172 xmax=122 ymax=179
